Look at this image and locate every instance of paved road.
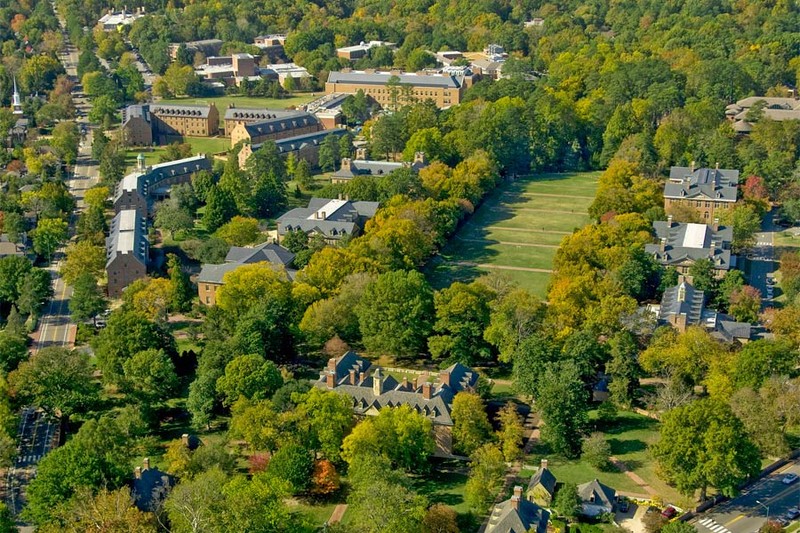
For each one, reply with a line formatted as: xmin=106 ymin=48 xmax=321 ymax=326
xmin=693 ymin=462 xmax=800 ymax=533
xmin=747 ymin=210 xmax=778 ymax=306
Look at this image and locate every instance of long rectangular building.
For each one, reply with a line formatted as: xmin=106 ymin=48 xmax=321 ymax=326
xmin=122 ymin=103 xmax=220 ymax=146
xmin=325 ymin=69 xmax=471 ymax=108
xmin=106 ymin=209 xmax=149 ymax=298
xmin=229 ymin=110 xmax=322 ymax=148
xmin=237 ymin=128 xmax=348 ymax=168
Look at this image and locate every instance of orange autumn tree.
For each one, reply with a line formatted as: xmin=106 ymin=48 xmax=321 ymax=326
xmin=310 ymin=459 xmax=340 ymax=496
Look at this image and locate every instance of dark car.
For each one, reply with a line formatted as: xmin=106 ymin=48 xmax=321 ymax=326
xmin=662 ymin=506 xmax=678 ymax=519
xmin=787 ymin=508 xmax=800 ymax=521
xmin=619 ymin=499 xmax=630 ymax=513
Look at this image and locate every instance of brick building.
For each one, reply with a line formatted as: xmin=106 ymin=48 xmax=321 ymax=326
xmin=277 ymin=197 xmax=379 ymax=244
xmin=106 ymin=209 xmax=149 ymax=298
xmin=325 ymin=69 xmax=471 ymax=109
xmin=223 ymin=106 xmax=306 ymax=136
xmin=237 ymin=128 xmax=348 ymax=168
xmin=664 ymin=165 xmax=739 ymax=222
xmin=331 ymin=151 xmax=427 ymax=184
xmin=121 ymin=103 xmax=219 ymax=146
xmin=315 ymin=352 xmax=480 ymax=456
xmin=229 ymin=111 xmax=322 ymax=148
xmin=644 ymin=218 xmax=734 ymax=278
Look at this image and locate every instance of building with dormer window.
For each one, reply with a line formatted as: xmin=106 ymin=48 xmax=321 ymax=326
xmin=664 ymin=165 xmax=739 ymax=221
xmin=277 ymin=197 xmax=379 ymax=244
xmin=315 ymin=351 xmax=480 ymax=456
xmin=644 ymin=217 xmax=734 ymax=277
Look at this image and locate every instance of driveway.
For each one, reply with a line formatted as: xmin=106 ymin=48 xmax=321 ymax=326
xmin=619 ymin=503 xmax=648 ymax=533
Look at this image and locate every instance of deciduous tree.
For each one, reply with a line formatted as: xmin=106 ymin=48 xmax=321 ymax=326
xmin=451 ymin=392 xmax=493 ymax=456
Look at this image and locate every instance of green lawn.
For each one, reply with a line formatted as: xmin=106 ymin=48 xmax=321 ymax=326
xmin=125 ymin=136 xmax=230 ymax=171
xmin=411 ymin=465 xmax=470 ymax=514
xmin=523 ymin=410 xmax=684 ymax=505
xmin=158 ymin=93 xmax=318 ymax=111
xmin=426 ymin=171 xmax=599 ymax=296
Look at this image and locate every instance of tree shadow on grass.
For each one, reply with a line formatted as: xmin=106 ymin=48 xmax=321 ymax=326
xmin=607 ymin=438 xmax=648 ymax=456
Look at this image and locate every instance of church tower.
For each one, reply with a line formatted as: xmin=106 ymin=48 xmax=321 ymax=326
xmin=11 ymin=77 xmax=23 ymax=115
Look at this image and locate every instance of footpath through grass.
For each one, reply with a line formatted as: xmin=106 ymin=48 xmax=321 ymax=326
xmin=426 ymin=171 xmax=600 ymax=296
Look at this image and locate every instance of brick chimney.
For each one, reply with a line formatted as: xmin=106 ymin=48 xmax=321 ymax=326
xmin=674 ymin=312 xmax=688 ymax=333
xmin=359 ymin=371 xmax=365 ymax=384
xmin=690 ymin=160 xmax=695 ymax=173
xmin=372 ymin=368 xmax=382 ymax=396
xmin=326 ymin=371 xmax=335 ymax=389
xmin=540 ymin=458 xmax=548 ymax=470
xmin=439 ymin=369 xmax=451 ymax=387
xmin=667 ymin=214 xmax=673 ymax=227
xmin=143 ymin=457 xmax=150 ymax=471
xmin=422 ymin=382 xmax=432 ymax=400
xmin=181 ymin=433 xmax=190 ymax=447
xmin=341 ymin=158 xmax=352 ymax=172
xmin=511 ymin=486 xmax=523 ymax=510
xmin=349 ymin=369 xmax=356 ymax=385
xmin=402 ymin=377 xmax=408 ymax=389
xmin=659 ymin=237 xmax=666 ymax=252
xmin=327 ymin=357 xmax=337 ymax=373
xmin=355 ymin=147 xmax=367 ymax=160
xmin=134 ymin=466 xmax=142 ymax=479
xmin=712 ymin=217 xmax=719 ymax=231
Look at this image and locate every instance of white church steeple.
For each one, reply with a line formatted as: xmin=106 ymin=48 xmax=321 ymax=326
xmin=11 ymin=76 xmax=23 ymax=115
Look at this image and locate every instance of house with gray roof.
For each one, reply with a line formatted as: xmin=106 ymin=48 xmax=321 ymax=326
xmin=487 ymin=486 xmax=550 ymax=533
xmin=114 ymin=154 xmax=212 ymax=216
xmin=331 ymin=152 xmax=427 ymax=184
xmin=664 ymin=165 xmax=739 ymax=222
xmin=726 ymin=96 xmax=800 ymax=134
xmin=645 ymin=218 xmax=734 ymax=278
xmin=656 ymin=281 xmax=752 ymax=343
xmin=106 ymin=209 xmax=148 ymax=297
xmin=578 ymin=479 xmax=616 ymax=517
xmin=0 ymin=234 xmax=30 ymax=260
xmin=277 ymin=197 xmax=379 ymax=244
xmin=131 ymin=458 xmax=173 ymax=512
xmin=223 ymin=106 xmax=301 ymax=135
xmin=197 ymin=242 xmax=295 ymax=305
xmin=316 ymin=351 xmax=480 ymax=455
xmin=229 ymin=110 xmax=322 ymax=148
xmin=526 ymin=459 xmax=557 ymax=507
xmin=237 ymin=128 xmax=348 ymax=168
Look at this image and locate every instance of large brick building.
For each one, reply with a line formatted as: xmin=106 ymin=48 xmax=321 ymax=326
xmin=223 ymin=106 xmax=309 ymax=137
xmin=644 ymin=218 xmax=734 ymax=278
xmin=237 ymin=128 xmax=348 ymax=168
xmin=114 ymin=154 xmax=212 ymax=216
xmin=325 ymin=69 xmax=471 ymax=109
xmin=229 ymin=111 xmax=322 ymax=148
xmin=316 ymin=352 xmax=480 ymax=456
xmin=664 ymin=165 xmax=739 ymax=222
xmin=122 ymin=103 xmax=220 ymax=146
xmin=106 ymin=209 xmax=149 ymax=298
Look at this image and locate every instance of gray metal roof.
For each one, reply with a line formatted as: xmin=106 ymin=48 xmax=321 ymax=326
xmin=114 ymin=155 xmax=211 ymax=203
xmin=224 ymin=107 xmax=298 ymax=121
xmin=277 ymin=198 xmax=379 ymax=238
xmin=327 ymin=70 xmax=464 ymax=89
xmin=577 ymin=479 xmax=616 ymax=508
xmin=527 ymin=466 xmax=557 ymax=496
xmin=664 ymin=167 xmax=739 ymax=202
xmin=196 ymin=262 xmax=241 ymax=284
xmin=487 ymin=498 xmax=549 ymax=533
xmin=149 ymin=103 xmax=215 ymax=119
xmin=106 ymin=209 xmax=148 ymax=267
xmin=645 ymin=221 xmax=733 ymax=271
xmin=332 ymin=159 xmax=404 ymax=179
xmin=251 ymin=128 xmax=347 ymax=155
xmin=242 ymin=112 xmax=319 ymax=137
xmin=224 ymin=241 xmax=294 ymax=266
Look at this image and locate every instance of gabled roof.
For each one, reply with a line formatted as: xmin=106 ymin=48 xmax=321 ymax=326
xmin=114 ymin=155 xmax=211 ymax=203
xmin=577 ymin=479 xmax=615 ymax=507
xmin=487 ymin=498 xmax=549 ymax=533
xmin=249 ymin=129 xmax=348 ymax=156
xmin=659 ymin=282 xmax=706 ymax=325
xmin=0 ymin=234 xmax=27 ymax=258
xmin=527 ymin=466 xmax=557 ymax=495
xmin=644 ymin=221 xmax=733 ymax=271
xmin=150 ymin=103 xmax=215 ymax=119
xmin=332 ymin=159 xmax=404 ymax=179
xmin=106 ymin=209 xmax=148 ymax=267
xmin=277 ymin=197 xmax=379 ymax=237
xmin=664 ymin=167 xmax=739 ymax=202
xmin=132 ymin=467 xmax=174 ymax=512
xmin=241 ymin=112 xmax=320 ymax=138
xmin=224 ymin=242 xmax=294 ymax=266
xmin=224 ymin=107 xmax=298 ymax=122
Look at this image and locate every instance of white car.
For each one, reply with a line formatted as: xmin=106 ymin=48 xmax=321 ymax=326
xmin=782 ymin=472 xmax=799 ymax=485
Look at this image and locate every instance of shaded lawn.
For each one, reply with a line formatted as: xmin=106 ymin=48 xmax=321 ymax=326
xmin=411 ymin=466 xmax=470 ymax=514
xmin=125 ymin=136 xmax=229 ymax=171
xmin=441 ymin=240 xmax=556 ymax=270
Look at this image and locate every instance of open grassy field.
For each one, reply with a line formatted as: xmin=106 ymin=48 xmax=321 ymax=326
xmin=158 ymin=93 xmax=318 ymax=111
xmin=426 ymin=172 xmax=600 ymax=297
xmin=124 ymin=136 xmax=230 ymax=170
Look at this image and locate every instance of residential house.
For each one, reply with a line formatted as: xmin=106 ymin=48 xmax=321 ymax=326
xmin=325 ymin=69 xmax=472 ymax=109
xmin=526 ymin=459 xmax=557 ymax=508
xmin=315 ymin=351 xmax=480 ymax=455
xmin=8 ymin=118 xmax=28 ymax=146
xmin=197 ymin=242 xmax=295 ymax=306
xmin=98 ymin=8 xmax=144 ymax=31
xmin=487 ymin=485 xmax=550 ymax=533
xmin=656 ymin=281 xmax=752 ymax=343
xmin=237 ymin=128 xmax=348 ymax=168
xmin=726 ymin=95 xmax=800 ymax=133
xmin=578 ymin=479 xmax=616 ymax=517
xmin=168 ymin=39 xmax=224 ymax=61
xmin=664 ymin=165 xmax=739 ymax=221
xmin=131 ymin=458 xmax=173 ymax=512
xmin=330 ymin=152 xmax=427 ymax=184
xmin=114 ymin=154 xmax=211 ymax=216
xmin=122 ymin=103 xmax=220 ymax=146
xmin=644 ymin=218 xmax=734 ymax=278
xmin=106 ymin=209 xmax=148 ymax=298
xmin=223 ymin=106 xmax=303 ymax=136
xmin=277 ymin=197 xmax=379 ymax=244
xmin=229 ymin=111 xmax=322 ymax=148
xmin=336 ymin=41 xmax=396 ymax=61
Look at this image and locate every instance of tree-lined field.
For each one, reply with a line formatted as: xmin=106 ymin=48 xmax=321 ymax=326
xmin=427 ymin=172 xmax=600 ymax=296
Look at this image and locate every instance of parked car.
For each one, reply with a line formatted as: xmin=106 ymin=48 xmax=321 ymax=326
xmin=662 ymin=506 xmax=678 ymax=519
xmin=619 ymin=499 xmax=630 ymax=513
xmin=774 ymin=518 xmax=790 ymax=528
xmin=782 ymin=472 xmax=799 ymax=485
xmin=786 ymin=508 xmax=800 ymax=520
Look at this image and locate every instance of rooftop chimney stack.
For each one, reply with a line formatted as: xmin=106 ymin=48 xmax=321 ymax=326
xmin=326 ymin=372 xmax=335 ymax=389
xmin=690 ymin=160 xmax=696 ymax=173
xmin=355 ymin=147 xmax=367 ymax=160
xmin=667 ymin=215 xmax=673 ymax=226
xmin=540 ymin=458 xmax=548 ymax=470
xmin=439 ymin=369 xmax=451 ymax=387
xmin=372 ymin=368 xmax=382 ymax=396
xmin=359 ymin=371 xmax=365 ymax=384
xmin=422 ymin=382 xmax=432 ymax=400
xmin=134 ymin=466 xmax=142 ymax=479
xmin=143 ymin=457 xmax=150 ymax=471
xmin=511 ymin=486 xmax=523 ymax=510
xmin=349 ymin=369 xmax=356 ymax=385
xmin=181 ymin=434 xmax=190 ymax=447
xmin=659 ymin=237 xmax=666 ymax=252
xmin=712 ymin=217 xmax=719 ymax=231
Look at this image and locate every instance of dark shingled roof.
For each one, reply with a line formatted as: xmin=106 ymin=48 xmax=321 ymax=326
xmin=224 ymin=107 xmax=298 ymax=121
xmin=198 ymin=242 xmax=295 ymax=284
xmin=644 ymin=221 xmax=733 ymax=271
xmin=132 ymin=467 xmax=174 ymax=512
xmin=527 ymin=465 xmax=557 ymax=496
xmin=487 ymin=497 xmax=550 ymax=533
xmin=250 ymin=129 xmax=348 ymax=156
xmin=659 ymin=282 xmax=706 ymax=325
xmin=315 ymin=352 xmax=479 ymax=426
xmin=241 ymin=112 xmax=320 ymax=138
xmin=277 ymin=198 xmax=379 ymax=238
xmin=578 ymin=479 xmax=616 ymax=508
xmin=664 ymin=166 xmax=739 ymax=203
